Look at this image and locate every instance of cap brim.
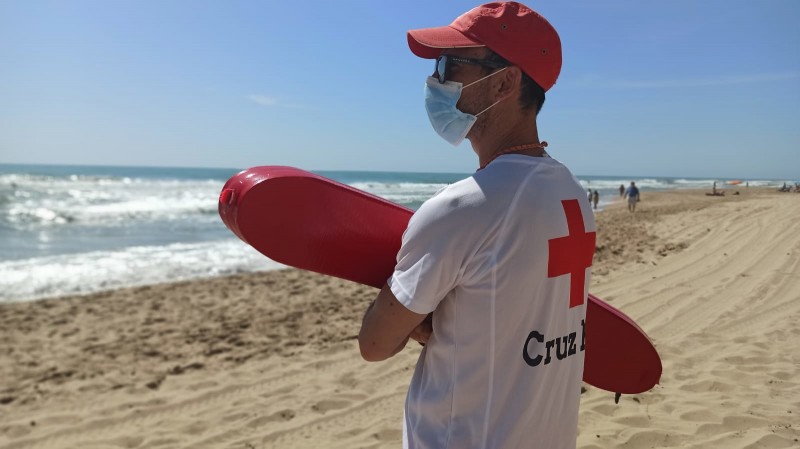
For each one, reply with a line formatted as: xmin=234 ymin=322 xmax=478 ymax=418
xmin=407 ymin=26 xmax=485 ymax=59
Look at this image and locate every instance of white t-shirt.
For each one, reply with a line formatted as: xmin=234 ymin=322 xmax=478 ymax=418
xmin=389 ymin=154 xmax=595 ymax=449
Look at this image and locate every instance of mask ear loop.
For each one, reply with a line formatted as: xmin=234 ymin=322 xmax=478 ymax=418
xmin=466 ymin=67 xmax=509 ymax=117
xmin=475 ymin=97 xmax=504 ymax=117
xmin=463 ymin=66 xmax=508 ymax=89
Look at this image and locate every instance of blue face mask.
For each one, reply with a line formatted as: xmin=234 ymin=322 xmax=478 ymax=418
xmin=424 ymin=68 xmax=507 ymax=146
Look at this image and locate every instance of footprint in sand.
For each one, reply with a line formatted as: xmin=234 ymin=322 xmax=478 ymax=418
xmin=337 ymin=371 xmax=359 ymax=389
xmin=719 ymin=414 xmax=771 ymax=430
xmin=695 ymin=414 xmax=772 ymax=437
xmin=246 ymin=409 xmax=296 ymax=428
xmin=680 ymin=408 xmax=721 ymax=423
xmin=143 ymin=438 xmax=182 ymax=447
xmin=612 ymin=415 xmax=651 ymax=428
xmin=37 ymin=414 xmax=82 ymax=426
xmin=334 ymin=427 xmax=366 ymax=440
xmin=221 ymin=411 xmax=251 ymax=423
xmin=373 ymin=427 xmax=402 ymax=441
xmin=590 ymin=404 xmax=619 ymax=417
xmin=181 ymin=420 xmax=211 ymax=436
xmin=620 ymin=429 xmax=690 ymax=447
xmin=771 ymin=370 xmax=792 ymax=381
xmin=102 ymin=435 xmax=146 ymax=448
xmin=311 ymin=399 xmax=350 ymax=414
xmin=185 ymin=380 xmax=218 ymax=391
xmin=1 ymin=424 xmax=33 ymax=438
xmin=743 ymin=434 xmax=797 ymax=448
xmin=679 ymin=379 xmax=736 ymax=393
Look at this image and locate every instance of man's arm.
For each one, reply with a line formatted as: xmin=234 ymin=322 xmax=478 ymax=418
xmin=358 ymin=283 xmax=429 ymax=362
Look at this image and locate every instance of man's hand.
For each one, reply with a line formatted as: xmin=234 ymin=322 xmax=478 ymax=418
xmin=409 ymin=314 xmax=433 ymax=345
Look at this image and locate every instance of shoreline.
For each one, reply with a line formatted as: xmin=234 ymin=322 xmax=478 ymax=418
xmin=1 ymin=187 xmax=798 ymax=448
xmin=1 ymin=186 xmax=778 ymax=305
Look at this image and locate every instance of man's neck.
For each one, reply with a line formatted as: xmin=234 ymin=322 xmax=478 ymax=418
xmin=473 ymin=125 xmax=543 ymax=167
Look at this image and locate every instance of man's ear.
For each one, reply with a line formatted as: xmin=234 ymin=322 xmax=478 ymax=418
xmin=496 ymin=66 xmax=522 ymax=101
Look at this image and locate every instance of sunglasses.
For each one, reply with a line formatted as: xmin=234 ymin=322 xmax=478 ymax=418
xmin=434 ymin=55 xmax=508 ymax=84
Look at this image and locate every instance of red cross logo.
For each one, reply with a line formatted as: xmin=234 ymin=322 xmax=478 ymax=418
xmin=547 ymin=199 xmax=596 ymax=308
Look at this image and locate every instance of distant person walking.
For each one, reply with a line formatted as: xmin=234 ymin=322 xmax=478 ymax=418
xmin=625 ymin=181 xmax=640 ymax=213
xmin=587 ymin=188 xmax=593 ymax=205
xmin=592 ymin=190 xmax=599 ymax=210
xmin=619 ymin=184 xmax=625 ymax=197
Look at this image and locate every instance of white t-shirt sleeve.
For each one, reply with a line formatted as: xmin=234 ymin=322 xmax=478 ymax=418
xmin=388 ymin=195 xmax=472 ymax=315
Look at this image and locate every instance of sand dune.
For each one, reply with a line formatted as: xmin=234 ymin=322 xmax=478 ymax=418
xmin=1 ymin=188 xmax=798 ymax=448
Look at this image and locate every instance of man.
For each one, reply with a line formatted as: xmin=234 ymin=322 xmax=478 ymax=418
xmin=358 ymin=3 xmax=595 ymax=448
xmin=625 ymin=181 xmax=640 ymax=212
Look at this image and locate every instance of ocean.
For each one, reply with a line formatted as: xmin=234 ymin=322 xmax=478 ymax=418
xmin=0 ymin=163 xmax=784 ymax=302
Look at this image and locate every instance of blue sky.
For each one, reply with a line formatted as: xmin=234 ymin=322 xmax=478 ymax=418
xmin=1 ymin=0 xmax=798 ymax=179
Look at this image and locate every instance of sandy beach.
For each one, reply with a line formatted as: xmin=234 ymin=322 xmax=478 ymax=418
xmin=1 ymin=188 xmax=798 ymax=449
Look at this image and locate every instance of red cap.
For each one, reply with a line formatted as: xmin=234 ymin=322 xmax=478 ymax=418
xmin=407 ymin=2 xmax=562 ymax=91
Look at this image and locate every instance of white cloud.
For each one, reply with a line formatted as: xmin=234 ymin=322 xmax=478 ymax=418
xmin=571 ymin=71 xmax=800 ymax=89
xmin=246 ymin=94 xmax=316 ymax=110
xmin=247 ymin=94 xmax=278 ymax=106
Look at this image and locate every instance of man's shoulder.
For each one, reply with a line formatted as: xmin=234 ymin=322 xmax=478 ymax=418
xmin=410 ymin=177 xmax=496 ymax=231
xmin=417 ymin=178 xmax=481 ymax=214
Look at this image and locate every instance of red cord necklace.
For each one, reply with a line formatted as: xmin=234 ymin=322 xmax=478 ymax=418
xmin=477 ymin=141 xmax=548 ymax=171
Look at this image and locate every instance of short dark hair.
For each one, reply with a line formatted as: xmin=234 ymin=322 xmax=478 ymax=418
xmin=484 ymin=50 xmax=546 ymax=115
